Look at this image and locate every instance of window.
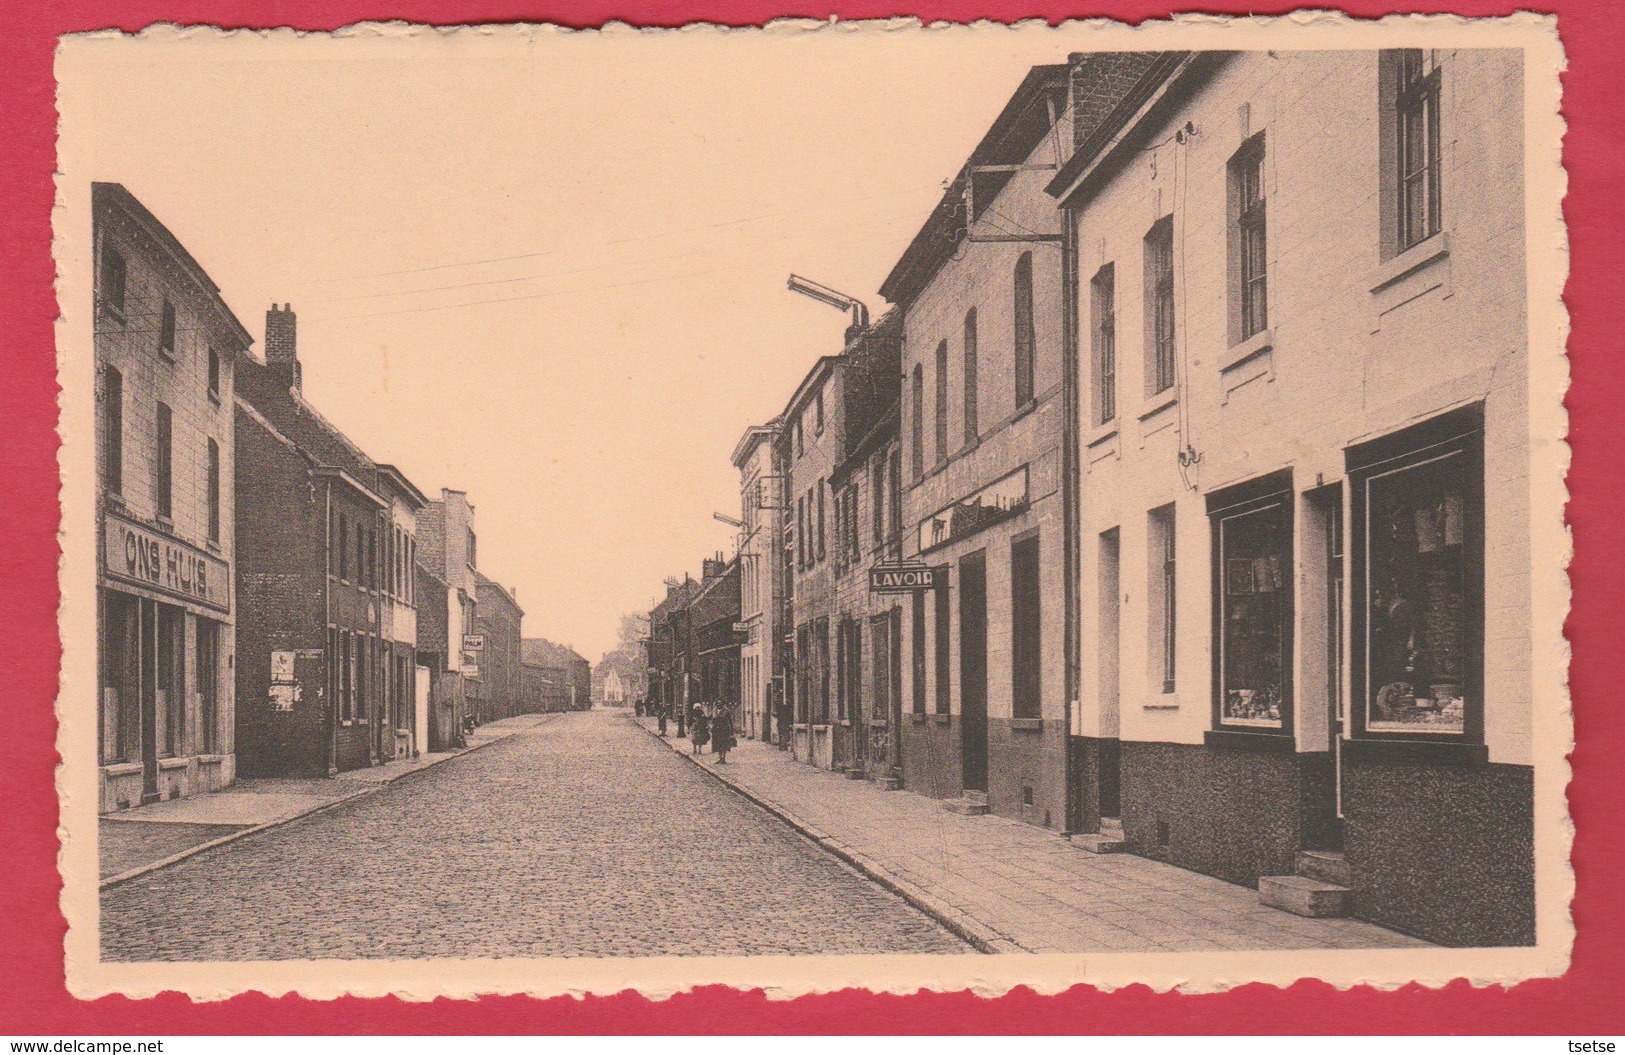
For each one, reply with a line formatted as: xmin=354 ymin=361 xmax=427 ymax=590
xmin=962 ymin=309 xmax=979 ymax=447
xmin=816 ymin=479 xmax=826 ymax=562
xmin=837 ymin=618 xmax=861 ymax=721
xmin=155 ymin=402 xmax=173 ymax=520
xmin=887 ymin=449 xmax=902 ymax=552
xmin=910 ymin=365 xmax=924 ymax=481
xmin=102 ymin=365 xmax=123 ymax=494
xmin=1011 ymin=534 xmax=1042 ymax=720
xmin=207 ymin=439 xmax=221 ymax=543
xmin=100 ymin=246 xmax=127 ymax=318
xmin=1013 ymin=253 xmax=1035 ymax=409
xmin=355 ymin=525 xmax=366 ymax=589
xmin=101 ymin=592 xmax=140 ymax=763
xmin=157 ymin=605 xmax=185 ymax=757
xmin=796 ymin=494 xmax=806 ymax=569
xmin=1230 ymin=134 xmax=1268 ymax=341
xmin=1209 ymin=473 xmax=1294 ymax=730
xmin=368 ymin=525 xmax=377 ymax=590
xmin=911 ymin=592 xmax=927 ymax=716
xmin=197 ymin=619 xmax=219 ymax=753
xmin=1391 ymin=49 xmax=1443 ymax=252
xmin=1350 ymin=408 xmax=1482 ymax=739
xmin=208 ymin=348 xmax=222 ymax=401
xmin=1091 ymin=264 xmax=1117 ymax=425
xmin=158 ymin=300 xmax=177 ymax=360
xmin=795 ymin=415 xmax=804 ymax=457
xmin=871 ymin=611 xmax=897 ymax=729
xmin=933 ymin=340 xmax=949 ymax=465
xmin=934 ymin=578 xmax=951 ymax=715
xmin=467 ymin=529 xmax=477 ymax=569
xmin=814 ymin=390 xmax=825 ymax=435
xmin=338 ymin=514 xmax=349 ymax=581
xmin=1148 ymin=505 xmax=1177 ymax=695
xmin=1145 ymin=216 xmax=1176 ymax=395
xmin=871 ymin=455 xmax=886 ymax=549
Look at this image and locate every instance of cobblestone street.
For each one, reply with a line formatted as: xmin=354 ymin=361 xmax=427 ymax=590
xmin=100 ymin=709 xmax=970 ymax=960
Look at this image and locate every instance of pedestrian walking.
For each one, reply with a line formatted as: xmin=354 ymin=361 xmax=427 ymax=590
xmin=711 ymin=706 xmax=736 ymax=764
xmin=689 ymin=703 xmax=710 ymax=756
xmin=656 ymin=700 xmax=669 ymax=737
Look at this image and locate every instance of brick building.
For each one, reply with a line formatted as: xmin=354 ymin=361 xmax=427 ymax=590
xmin=93 ymin=183 xmax=251 ymax=812
xmin=885 ymin=66 xmax=1073 ymax=826
xmin=377 ymin=464 xmax=428 ymax=758
xmin=474 ymin=573 xmax=524 ymax=720
xmin=1050 ymin=48 xmax=1532 ymax=946
xmin=689 ymin=556 xmax=742 ymax=723
xmin=646 ymin=576 xmax=699 ymax=734
xmin=731 ymin=421 xmax=782 ymax=741
xmin=417 ymin=490 xmax=483 ymax=730
xmin=234 ymin=304 xmax=418 ymax=776
xmin=778 ymin=356 xmax=845 ymax=769
xmin=521 ymin=638 xmax=591 ymax=712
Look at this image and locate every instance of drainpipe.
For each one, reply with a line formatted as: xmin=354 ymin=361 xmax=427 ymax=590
xmin=1060 ymin=199 xmax=1082 ymax=835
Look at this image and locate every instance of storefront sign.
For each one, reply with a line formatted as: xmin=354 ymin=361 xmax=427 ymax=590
xmin=102 ymin=511 xmax=230 ymax=613
xmin=459 ymin=663 xmax=480 ymax=677
xmin=462 ymin=634 xmax=485 ymax=652
xmin=869 ymin=564 xmax=942 ymax=593
xmin=917 ymin=465 xmax=1030 ymax=554
xmin=270 ymin=651 xmax=296 ymax=684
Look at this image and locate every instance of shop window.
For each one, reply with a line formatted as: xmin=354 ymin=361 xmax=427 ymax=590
xmin=158 ymin=300 xmax=177 ymax=361
xmin=1229 ymin=134 xmax=1269 ymax=343
xmin=207 ymin=438 xmax=221 ymax=543
xmin=963 ymin=308 xmax=979 ymax=447
xmin=100 ymin=245 xmax=127 ymax=319
xmin=158 ymin=605 xmax=186 ymax=756
xmin=1385 ymin=49 xmax=1443 ymax=254
xmin=1091 ymin=264 xmax=1117 ymax=425
xmin=102 ymin=365 xmax=123 ymax=495
xmin=1350 ymin=408 xmax=1482 ymax=738
xmin=1209 ymin=473 xmax=1294 ymax=731
xmin=196 ymin=619 xmax=219 ymax=753
xmin=1148 ymin=505 xmax=1177 ymax=695
xmin=1013 ymin=253 xmax=1035 ymax=409
xmin=155 ymin=402 xmax=173 ymax=520
xmin=101 ymin=591 xmax=141 ymax=763
xmin=934 ymin=341 xmax=949 ymax=466
xmin=1011 ymin=534 xmax=1042 ymax=720
xmin=1144 ymin=216 xmax=1176 ymax=396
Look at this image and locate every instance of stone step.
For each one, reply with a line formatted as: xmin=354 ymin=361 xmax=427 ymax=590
xmin=942 ymin=797 xmax=989 ymax=816
xmin=1099 ymin=816 xmax=1124 ymax=835
xmin=1258 ymin=874 xmax=1351 ymax=918
xmin=963 ymin=789 xmax=989 ymax=805
xmin=1068 ymin=832 xmax=1125 ymax=854
xmin=1296 ymin=849 xmax=1351 ymax=887
xmin=843 ymin=767 xmax=867 ymax=781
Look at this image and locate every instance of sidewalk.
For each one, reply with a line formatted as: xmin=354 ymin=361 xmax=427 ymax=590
xmin=99 ymin=714 xmax=547 ymax=885
xmin=634 ymin=715 xmax=1429 ymax=954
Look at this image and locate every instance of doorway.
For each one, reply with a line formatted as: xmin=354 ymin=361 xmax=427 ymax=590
xmin=1097 ymin=528 xmax=1122 ymax=821
xmin=959 ymin=550 xmax=988 ymax=794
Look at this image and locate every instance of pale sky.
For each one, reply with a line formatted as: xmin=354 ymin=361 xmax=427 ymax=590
xmin=64 ymin=21 xmax=1102 ymax=661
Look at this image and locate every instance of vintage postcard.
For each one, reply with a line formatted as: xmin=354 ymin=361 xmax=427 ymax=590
xmin=54 ymin=12 xmax=1571 ymax=1000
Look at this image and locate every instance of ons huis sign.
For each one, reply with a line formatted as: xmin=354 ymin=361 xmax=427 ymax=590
xmin=102 ymin=511 xmax=230 ymax=613
xmin=868 ymin=564 xmax=943 ymax=594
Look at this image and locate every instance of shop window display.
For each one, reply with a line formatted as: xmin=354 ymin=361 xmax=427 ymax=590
xmin=1215 ymin=496 xmax=1291 ymax=729
xmin=1363 ymin=451 xmax=1471 ymax=734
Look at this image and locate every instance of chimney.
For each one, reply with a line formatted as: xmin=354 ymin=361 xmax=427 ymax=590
xmin=703 ymin=553 xmax=727 ymax=583
xmin=265 ymin=303 xmax=300 ymax=391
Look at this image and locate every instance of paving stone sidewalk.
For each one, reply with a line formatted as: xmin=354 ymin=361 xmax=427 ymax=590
xmin=99 ymin=714 xmax=547 ymax=882
xmin=636 ymin=715 xmax=1430 ymax=954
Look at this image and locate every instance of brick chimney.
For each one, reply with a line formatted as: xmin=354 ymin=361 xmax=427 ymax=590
xmin=702 ymin=554 xmax=727 ymax=583
xmin=265 ymin=303 xmax=300 ymax=391
xmin=1068 ymin=52 xmax=1162 ymax=152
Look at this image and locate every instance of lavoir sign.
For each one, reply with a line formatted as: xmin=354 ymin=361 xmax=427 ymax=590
xmin=869 ymin=563 xmax=944 ymax=594
xmin=102 ymin=510 xmax=230 ymax=614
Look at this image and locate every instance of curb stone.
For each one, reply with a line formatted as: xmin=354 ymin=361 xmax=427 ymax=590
xmin=627 ymin=713 xmax=1022 ymax=955
xmin=99 ymin=717 xmax=551 ymax=891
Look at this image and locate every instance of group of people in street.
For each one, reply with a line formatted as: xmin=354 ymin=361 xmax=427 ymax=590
xmin=637 ymin=697 xmax=737 ymax=764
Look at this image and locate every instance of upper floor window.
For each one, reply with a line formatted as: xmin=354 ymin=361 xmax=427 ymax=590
xmin=1389 ymin=49 xmax=1443 ymax=253
xmin=910 ymin=364 xmax=924 ymax=481
xmin=338 ymin=513 xmax=349 ymax=580
xmin=1144 ymin=216 xmax=1176 ymax=396
xmin=816 ymin=478 xmax=827 ymax=563
xmin=102 ymin=365 xmax=123 ymax=495
xmin=207 ymin=438 xmax=221 ymax=543
xmin=962 ymin=309 xmax=979 ymax=447
xmin=1229 ymin=134 xmax=1268 ymax=342
xmin=814 ymin=390 xmax=825 ymax=435
xmin=1013 ymin=253 xmax=1035 ymax=409
xmin=871 ymin=454 xmax=886 ymax=549
xmin=208 ymin=348 xmax=222 ymax=401
xmin=154 ymin=402 xmax=173 ymax=520
xmin=1090 ymin=264 xmax=1117 ymax=426
xmin=99 ymin=246 xmax=127 ymax=319
xmin=933 ymin=340 xmax=949 ymax=466
xmin=794 ymin=415 xmax=804 ymax=457
xmin=158 ymin=300 xmax=177 ymax=361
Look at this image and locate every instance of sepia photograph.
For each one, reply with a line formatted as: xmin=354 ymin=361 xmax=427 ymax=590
xmin=51 ymin=12 xmax=1571 ymax=1001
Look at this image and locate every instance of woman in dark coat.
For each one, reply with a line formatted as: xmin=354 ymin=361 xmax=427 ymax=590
xmin=711 ymin=706 xmax=737 ymax=764
xmin=689 ymin=703 xmax=710 ymax=755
